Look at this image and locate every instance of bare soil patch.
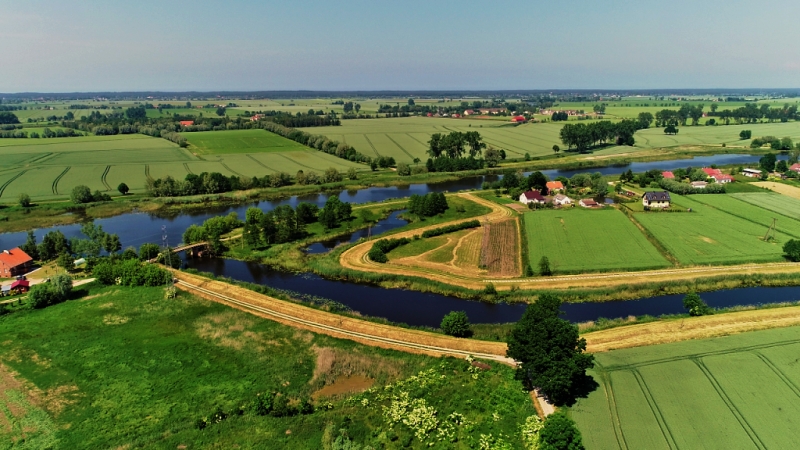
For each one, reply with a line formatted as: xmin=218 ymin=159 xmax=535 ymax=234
xmin=311 ymin=375 xmax=374 ymax=400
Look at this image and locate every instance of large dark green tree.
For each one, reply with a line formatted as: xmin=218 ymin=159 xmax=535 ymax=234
xmin=506 ymin=294 xmax=595 ymax=406
xmin=784 ymin=239 xmax=800 ymax=262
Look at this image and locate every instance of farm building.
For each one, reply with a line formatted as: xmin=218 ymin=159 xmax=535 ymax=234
xmin=463 ymin=109 xmax=475 ymax=115
xmin=179 ymin=120 xmax=194 ymax=127
xmin=546 ymin=181 xmax=564 ymax=193
xmin=662 ymin=171 xmax=675 ymax=179
xmin=0 ymin=284 xmax=10 ymax=297
xmin=711 ymin=174 xmax=734 ymax=183
xmin=691 ymin=181 xmax=708 ymax=189
xmin=642 ymin=191 xmax=671 ymax=208
xmin=702 ymin=167 xmax=722 ymax=177
xmin=479 ymin=108 xmax=506 ymax=114
xmin=553 ymin=194 xmax=573 ymax=206
xmin=790 ymin=163 xmax=800 ymax=173
xmin=511 ymin=116 xmax=526 ymax=123
xmin=10 ymin=279 xmax=29 ymax=294
xmin=519 ymin=190 xmax=546 ymax=205
xmin=0 ymin=248 xmax=33 ymax=278
xmin=579 ymin=199 xmax=599 ymax=208
xmin=742 ymin=168 xmax=762 ymax=177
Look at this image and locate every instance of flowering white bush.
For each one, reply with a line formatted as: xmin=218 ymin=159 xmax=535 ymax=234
xmin=479 ymin=433 xmax=512 ymax=450
xmin=520 ymin=415 xmax=544 ymax=449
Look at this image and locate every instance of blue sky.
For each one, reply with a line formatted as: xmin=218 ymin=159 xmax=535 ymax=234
xmin=2 ymin=0 xmax=799 ymax=92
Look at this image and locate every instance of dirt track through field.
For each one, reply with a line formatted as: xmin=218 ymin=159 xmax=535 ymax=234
xmin=172 ymin=270 xmax=513 ymax=363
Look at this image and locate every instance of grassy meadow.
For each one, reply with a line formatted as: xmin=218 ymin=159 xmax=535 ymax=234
xmin=0 ymin=283 xmax=537 ymax=449
xmin=523 ymin=208 xmax=670 ymax=273
xmin=571 ymin=325 xmax=800 ymax=450
xmin=185 ymin=129 xmax=309 ymax=154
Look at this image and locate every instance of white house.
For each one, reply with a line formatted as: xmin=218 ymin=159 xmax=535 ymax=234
xmin=642 ymin=191 xmax=671 ymax=208
xmin=691 ymin=181 xmax=708 ymax=189
xmin=519 ymin=191 xmax=546 ymax=205
xmin=742 ymin=168 xmax=762 ymax=178
xmin=579 ymin=198 xmax=599 ymax=208
xmin=553 ymin=194 xmax=572 ymax=206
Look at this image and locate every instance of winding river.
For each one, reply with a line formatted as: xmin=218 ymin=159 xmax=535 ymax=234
xmin=3 ymin=153 xmax=797 ymax=326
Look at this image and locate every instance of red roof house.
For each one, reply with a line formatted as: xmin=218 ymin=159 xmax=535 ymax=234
xmin=179 ymin=120 xmax=194 ymax=126
xmin=546 ymin=181 xmax=564 ymax=192
xmin=464 ymin=109 xmax=475 ymax=115
xmin=790 ymin=163 xmax=800 ymax=173
xmin=662 ymin=171 xmax=675 ymax=179
xmin=711 ymin=174 xmax=734 ymax=183
xmin=10 ymin=279 xmax=30 ymax=294
xmin=0 ymin=248 xmax=33 ymax=278
xmin=511 ymin=115 xmax=526 ymax=123
xmin=519 ymin=190 xmax=546 ymax=204
xmin=702 ymin=167 xmax=722 ymax=177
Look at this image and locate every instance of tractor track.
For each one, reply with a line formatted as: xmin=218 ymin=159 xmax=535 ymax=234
xmin=52 ymin=166 xmax=71 ymax=194
xmin=0 ymin=170 xmax=28 ymax=198
xmin=101 ymin=165 xmax=112 ymax=190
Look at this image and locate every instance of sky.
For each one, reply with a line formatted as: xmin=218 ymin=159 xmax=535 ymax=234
xmin=2 ymin=0 xmax=800 ymax=92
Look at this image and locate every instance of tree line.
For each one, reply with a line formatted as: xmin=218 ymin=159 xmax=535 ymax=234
xmin=559 ymin=119 xmax=643 ymax=152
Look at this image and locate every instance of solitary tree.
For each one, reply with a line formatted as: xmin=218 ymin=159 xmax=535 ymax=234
xmin=70 ymin=185 xmax=93 ymax=204
xmin=506 ymin=294 xmax=595 ymax=406
xmin=215 ymin=107 xmax=226 ymax=117
xmin=784 ymin=239 xmax=800 ymax=262
xmin=440 ymin=311 xmax=471 ymax=337
xmin=117 ymin=183 xmax=129 ymax=195
xmin=552 ymin=144 xmax=561 ymax=155
xmin=664 ymin=124 xmax=679 ymax=135
xmin=539 ymin=411 xmax=585 ymax=450
xmin=18 ymin=193 xmax=31 ymax=207
xmin=683 ymin=292 xmax=712 ymax=316
xmin=539 ymin=256 xmax=553 ymax=276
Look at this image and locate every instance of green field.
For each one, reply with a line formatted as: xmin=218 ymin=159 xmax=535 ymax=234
xmin=523 ymin=208 xmax=670 ymax=273
xmin=185 ymin=129 xmax=310 ymax=154
xmin=688 ymin=194 xmax=800 ymax=238
xmin=572 ymin=326 xmax=800 ymax=450
xmin=0 ymin=131 xmax=366 ymax=201
xmin=635 ymin=194 xmax=790 ymax=265
xmin=733 ymin=192 xmax=800 ymax=221
xmin=633 ymin=121 xmax=800 ymax=149
xmin=314 ymin=117 xmax=569 ymax=163
xmin=0 ymin=283 xmax=536 ymax=448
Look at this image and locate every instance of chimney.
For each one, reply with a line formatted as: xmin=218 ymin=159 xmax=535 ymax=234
xmin=3 ymin=250 xmax=8 ymax=254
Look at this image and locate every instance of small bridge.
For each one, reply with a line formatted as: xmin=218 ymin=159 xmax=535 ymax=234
xmin=147 ymin=242 xmax=208 ymax=263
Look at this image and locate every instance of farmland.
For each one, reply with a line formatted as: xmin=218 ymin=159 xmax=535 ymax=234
xmin=635 ymin=194 xmax=790 ymax=265
xmin=689 ymin=193 xmax=800 ymax=238
xmin=0 ymin=283 xmax=537 ymax=448
xmin=481 ymin=218 xmax=522 ymax=276
xmin=523 ymin=208 xmax=670 ymax=273
xmin=0 ymin=130 xmax=365 ymax=201
xmin=633 ymin=120 xmax=800 ymax=149
xmin=733 ymin=191 xmax=800 ymax=219
xmin=572 ymin=325 xmax=800 ymax=450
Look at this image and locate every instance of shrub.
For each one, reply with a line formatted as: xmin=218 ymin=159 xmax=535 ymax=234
xmin=539 ymin=411 xmax=585 ymax=450
xmin=18 ymin=193 xmax=31 ymax=207
xmin=783 ymin=239 xmax=800 ymax=262
xmin=421 ymin=220 xmax=480 ymax=238
xmin=29 ymin=274 xmax=73 ymax=309
xmin=118 ymin=183 xmax=129 ymax=195
xmin=440 ymin=311 xmax=472 ymax=337
xmin=70 ymin=185 xmax=93 ymax=204
xmin=368 ymin=237 xmax=412 ymax=263
xmin=683 ymin=292 xmax=712 ymax=316
xmin=93 ymin=259 xmax=171 ymax=287
xmin=539 ymin=256 xmax=552 ymax=276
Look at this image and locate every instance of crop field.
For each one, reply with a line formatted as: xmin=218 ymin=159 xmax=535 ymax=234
xmin=750 ymin=182 xmax=800 ymax=201
xmin=635 ymin=195 xmax=790 ymax=265
xmin=0 ymin=131 xmax=366 ymax=201
xmin=689 ymin=194 xmax=800 ymax=238
xmin=634 ymin=121 xmax=800 ymax=149
xmin=524 ymin=208 xmax=670 ymax=273
xmin=185 ymin=129 xmax=310 ymax=155
xmin=733 ymin=192 xmax=800 ymax=219
xmin=480 ymin=219 xmax=521 ymax=276
xmin=572 ymin=326 xmax=800 ymax=450
xmin=313 ymin=117 xmax=567 ymax=163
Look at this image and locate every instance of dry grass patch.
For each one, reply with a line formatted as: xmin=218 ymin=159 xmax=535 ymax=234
xmin=309 ymin=345 xmax=406 ymax=391
xmin=195 ymin=311 xmax=280 ymax=352
xmin=752 ymin=181 xmax=800 ymax=199
xmin=481 ymin=218 xmax=522 ymax=277
xmin=102 ymin=315 xmax=130 ymax=325
xmin=453 ymin=228 xmax=483 ymax=269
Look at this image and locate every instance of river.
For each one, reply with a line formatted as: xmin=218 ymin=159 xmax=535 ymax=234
xmin=3 ymin=152 xmax=797 ymax=326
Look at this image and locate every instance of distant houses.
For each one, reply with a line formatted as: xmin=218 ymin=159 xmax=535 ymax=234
xmin=642 ymin=191 xmax=671 ymax=208
xmin=579 ymin=199 xmax=599 ymax=208
xmin=546 ymin=181 xmax=564 ymax=193
xmin=710 ymin=174 xmax=733 ymax=183
xmin=662 ymin=171 xmax=675 ymax=179
xmin=179 ymin=120 xmax=194 ymax=127
xmin=511 ymin=115 xmax=526 ymax=123
xmin=553 ymin=194 xmax=573 ymax=206
xmin=790 ymin=163 xmax=800 ymax=173
xmin=690 ymin=181 xmax=708 ymax=189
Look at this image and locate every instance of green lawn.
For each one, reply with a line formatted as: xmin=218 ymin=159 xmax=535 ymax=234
xmin=185 ymin=129 xmax=310 ymax=155
xmin=523 ymin=208 xmax=670 ymax=273
xmin=0 ymin=283 xmax=536 ymax=449
xmin=635 ymin=195 xmax=790 ymax=265
xmin=571 ymin=326 xmax=800 ymax=450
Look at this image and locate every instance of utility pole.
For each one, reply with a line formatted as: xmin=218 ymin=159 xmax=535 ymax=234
xmin=763 ymin=218 xmax=777 ymax=242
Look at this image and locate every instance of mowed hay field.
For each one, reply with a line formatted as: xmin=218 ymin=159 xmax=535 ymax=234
xmin=524 ymin=208 xmax=670 ymax=273
xmin=572 ymin=326 xmax=800 ymax=450
xmin=635 ymin=194 xmax=791 ymax=265
xmin=0 ymin=130 xmax=366 ymax=202
xmin=313 ymin=117 xmax=568 ymax=163
xmin=633 ymin=121 xmax=800 ymax=149
xmin=481 ymin=219 xmax=521 ymax=276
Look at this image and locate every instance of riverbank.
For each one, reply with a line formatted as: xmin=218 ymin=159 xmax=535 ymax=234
xmin=0 ymin=144 xmax=773 ymax=234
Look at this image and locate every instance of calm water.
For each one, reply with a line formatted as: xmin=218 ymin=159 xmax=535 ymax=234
xmin=184 ymin=258 xmax=800 ymax=327
xmin=305 ymin=210 xmax=410 ymax=254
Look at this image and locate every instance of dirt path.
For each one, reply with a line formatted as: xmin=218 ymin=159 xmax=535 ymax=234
xmin=172 ymin=270 xmax=513 ymax=363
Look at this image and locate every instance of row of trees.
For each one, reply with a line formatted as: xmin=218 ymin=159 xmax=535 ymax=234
xmin=559 ymin=119 xmax=642 ymax=152
xmin=70 ymin=185 xmax=112 ymax=204
xmin=261 ymin=121 xmax=371 ymax=165
xmin=20 ymin=224 xmax=123 ymax=266
xmin=407 ymin=192 xmax=448 ymax=217
xmin=427 ymin=131 xmax=486 ymax=159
